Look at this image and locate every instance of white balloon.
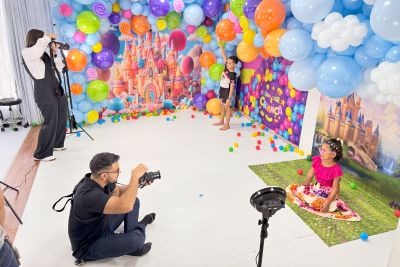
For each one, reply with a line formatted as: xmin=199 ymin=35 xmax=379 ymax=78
xmin=364 ymin=0 xmax=377 ymax=5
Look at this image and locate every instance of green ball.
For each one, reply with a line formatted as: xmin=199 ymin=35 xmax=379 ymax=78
xmin=209 ymin=63 xmax=224 ymax=81
xmin=350 ymin=182 xmax=357 ymax=189
xmin=230 ymin=0 xmax=246 ymax=17
xmin=173 ymin=115 xmax=177 ymax=119
xmin=166 ymin=11 xmax=181 ymax=30
xmin=307 ymin=155 xmax=312 ymax=161
xmin=87 ymin=80 xmax=109 ymax=102
xmin=76 ymin=11 xmax=100 ymax=34
xmin=260 ymin=132 xmax=265 ymax=136
xmin=229 ymin=147 xmax=234 ymax=152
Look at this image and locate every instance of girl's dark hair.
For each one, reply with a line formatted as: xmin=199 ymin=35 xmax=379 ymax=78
xmin=324 ymin=138 xmax=343 ymax=161
xmin=229 ymin=56 xmax=239 ymax=64
xmin=26 ymin=29 xmax=44 ymax=48
xmin=90 ymin=152 xmax=120 ymax=176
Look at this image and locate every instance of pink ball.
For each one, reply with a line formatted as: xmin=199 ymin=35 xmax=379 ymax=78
xmin=73 ymin=31 xmax=86 ymax=43
xmin=169 ymin=29 xmax=187 ymax=51
xmin=186 ymin=25 xmax=196 ymax=34
xmin=234 ymin=23 xmax=242 ymax=33
xmin=295 ymin=90 xmax=302 ymax=101
xmin=122 ymin=10 xmax=133 ymax=19
xmin=206 ymin=90 xmax=216 ymax=99
xmin=59 ymin=3 xmax=73 ymax=17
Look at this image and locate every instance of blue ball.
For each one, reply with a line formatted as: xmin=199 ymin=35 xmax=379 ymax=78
xmin=166 ymin=118 xmax=170 ymax=121
xmin=241 ymin=123 xmax=245 ymax=127
xmin=360 ymin=232 xmax=368 ymax=241
xmin=273 ymin=135 xmax=278 ymax=139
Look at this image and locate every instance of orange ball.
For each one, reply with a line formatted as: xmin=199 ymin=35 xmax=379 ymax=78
xmin=132 ymin=15 xmax=150 ymax=35
xmin=71 ymin=83 xmax=83 ymax=95
xmin=216 ymin=19 xmax=236 ymax=42
xmin=66 ymin=49 xmax=87 ymax=72
xmin=264 ymin=28 xmax=286 ymax=57
xmin=199 ymin=51 xmax=217 ymax=69
xmin=236 ymin=41 xmax=259 ymax=62
xmin=254 ymin=0 xmax=286 ymax=33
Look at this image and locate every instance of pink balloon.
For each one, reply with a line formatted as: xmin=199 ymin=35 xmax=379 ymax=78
xmin=122 ymin=10 xmax=133 ymax=19
xmin=186 ymin=25 xmax=196 ymax=34
xmin=73 ymin=31 xmax=86 ymax=43
xmin=274 ymin=128 xmax=279 ymax=134
xmin=234 ymin=23 xmax=242 ymax=33
xmin=59 ymin=3 xmax=72 ymax=17
xmin=169 ymin=29 xmax=187 ymax=51
xmin=180 ymin=56 xmax=194 ymax=75
xmin=228 ymin=11 xmax=238 ymax=23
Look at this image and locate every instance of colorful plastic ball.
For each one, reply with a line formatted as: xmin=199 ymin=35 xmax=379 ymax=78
xmin=273 ymin=135 xmax=278 ymax=139
xmin=260 ymin=132 xmax=265 ymax=136
xmin=299 ymin=150 xmax=304 ymax=156
xmin=191 ymin=115 xmax=195 ymax=118
xmin=350 ymin=182 xmax=357 ymax=190
xmin=257 ymin=140 xmax=262 ymax=145
xmin=233 ymin=143 xmax=239 ymax=148
xmin=297 ymin=168 xmax=303 ymax=175
xmin=256 ymin=145 xmax=260 ymax=150
xmin=307 ymin=154 xmax=312 ymax=161
xmin=279 ymin=146 xmax=283 ymax=150
xmin=273 ymin=147 xmax=278 ymax=152
xmin=241 ymin=123 xmax=245 ymax=127
xmin=237 ymin=132 xmax=241 ymax=137
xmin=166 ymin=117 xmax=170 ymax=121
xmin=229 ymin=147 xmax=234 ymax=152
xmin=76 ymin=132 xmax=81 ymax=137
xmin=360 ymin=232 xmax=369 ymax=241
xmin=395 ymin=210 xmax=400 ymax=218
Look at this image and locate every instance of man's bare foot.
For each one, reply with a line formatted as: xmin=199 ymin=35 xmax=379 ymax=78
xmin=213 ymin=122 xmax=224 ymax=126
xmin=219 ymin=126 xmax=230 ymax=131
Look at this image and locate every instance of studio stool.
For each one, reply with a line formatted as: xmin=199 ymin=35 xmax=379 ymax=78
xmin=0 ymin=98 xmax=24 ymax=132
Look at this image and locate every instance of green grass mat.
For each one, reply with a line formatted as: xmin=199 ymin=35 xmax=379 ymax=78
xmin=249 ymin=159 xmax=400 ymax=246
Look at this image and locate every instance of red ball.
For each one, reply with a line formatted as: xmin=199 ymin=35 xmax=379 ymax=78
xmin=270 ymin=140 xmax=275 ymax=144
xmin=257 ymin=140 xmax=262 ymax=145
xmin=206 ymin=90 xmax=216 ymax=100
xmin=252 ymin=125 xmax=256 ymax=128
xmin=191 ymin=115 xmax=195 ymax=118
xmin=256 ymin=145 xmax=260 ymax=150
xmin=273 ymin=147 xmax=278 ymax=152
xmin=297 ymin=168 xmax=303 ymax=175
xmin=203 ymin=111 xmax=208 ymax=115
xmin=237 ymin=132 xmax=241 ymax=137
xmin=257 ymin=131 xmax=261 ymax=136
xmin=395 ymin=210 xmax=400 ymax=218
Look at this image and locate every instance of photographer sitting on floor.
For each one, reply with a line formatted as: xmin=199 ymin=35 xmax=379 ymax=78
xmin=68 ymin=152 xmax=155 ymax=264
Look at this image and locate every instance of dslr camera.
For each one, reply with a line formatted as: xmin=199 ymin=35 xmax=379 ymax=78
xmin=139 ymin=171 xmax=161 ymax=188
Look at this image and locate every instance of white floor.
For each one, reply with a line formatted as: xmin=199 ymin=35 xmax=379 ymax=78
xmin=13 ymin=103 xmax=397 ymax=266
xmin=0 ymin=126 xmax=30 ymax=181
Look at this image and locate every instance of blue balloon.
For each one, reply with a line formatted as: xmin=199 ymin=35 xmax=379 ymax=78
xmin=60 ymin=24 xmax=76 ymax=38
xmin=312 ymin=53 xmax=327 ymax=68
xmin=365 ymin=35 xmax=394 ymax=59
xmin=342 ymin=0 xmax=363 ymax=10
xmin=209 ymin=40 xmax=218 ymax=50
xmin=131 ymin=3 xmax=144 ymax=15
xmin=71 ymin=93 xmax=85 ymax=103
xmin=286 ymin=17 xmax=303 ymax=30
xmin=183 ymin=4 xmax=204 ymax=26
xmin=355 ymin=13 xmax=368 ymax=22
xmin=370 ymin=0 xmax=400 ymax=42
xmin=142 ymin=5 xmax=150 ymax=16
xmin=331 ymin=0 xmax=344 ymax=13
xmin=119 ymin=0 xmax=132 ymax=10
xmin=314 ymin=43 xmax=330 ymax=54
xmin=86 ymin=33 xmax=100 ymax=46
xmin=80 ymin=43 xmax=92 ymax=55
xmin=288 ymin=59 xmax=317 ymax=91
xmin=72 ymin=73 xmax=86 ymax=84
xmin=72 ymin=109 xmax=84 ymax=123
xmin=316 ymin=56 xmax=362 ymax=98
xmin=291 ymin=0 xmax=334 ymax=23
xmin=253 ymin=33 xmax=264 ymax=48
xmin=385 ymin=46 xmax=400 ymax=62
xmin=335 ymin=46 xmax=357 ymax=56
xmin=362 ymin=3 xmax=373 ymax=18
xmin=206 ymin=79 xmax=214 ymax=88
xmin=354 ymin=46 xmax=379 ymax=67
xmin=99 ymin=19 xmax=111 ymax=34
xmin=74 ymin=0 xmax=95 ymax=5
xmin=107 ymin=98 xmax=125 ymax=112
xmin=279 ymin=30 xmax=314 ymax=61
xmin=78 ymin=100 xmax=92 ymax=113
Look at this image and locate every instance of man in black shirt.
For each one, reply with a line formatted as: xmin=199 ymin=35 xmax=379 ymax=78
xmin=68 ymin=152 xmax=155 ymax=263
xmin=213 ymin=37 xmax=238 ymax=131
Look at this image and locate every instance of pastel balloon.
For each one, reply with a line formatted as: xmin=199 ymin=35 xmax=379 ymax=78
xmin=264 ymin=28 xmax=286 ymax=57
xmin=237 ymin=41 xmax=259 ymax=62
xmin=254 ymin=0 xmax=286 ymax=32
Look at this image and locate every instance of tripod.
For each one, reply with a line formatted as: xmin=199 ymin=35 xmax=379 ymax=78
xmin=50 ymin=45 xmax=93 ymax=140
xmin=0 ymin=181 xmax=23 ymax=225
xmin=256 ymin=216 xmax=270 ymax=267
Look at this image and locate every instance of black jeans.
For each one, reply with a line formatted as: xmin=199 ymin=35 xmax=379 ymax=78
xmin=34 ymin=95 xmax=68 ymax=159
xmin=84 ymin=198 xmax=146 ymax=261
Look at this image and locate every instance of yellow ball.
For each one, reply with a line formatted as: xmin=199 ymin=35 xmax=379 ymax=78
xmin=243 ymin=29 xmax=256 ymax=44
xmin=239 ymin=16 xmax=249 ymax=30
xmin=203 ymin=34 xmax=212 ymax=44
xmin=299 ymin=150 xmax=304 ymax=156
xmin=290 ymin=90 xmax=296 ymax=98
xmin=288 ymin=128 xmax=293 ymax=135
xmin=156 ymin=19 xmax=167 ymax=31
xmin=86 ymin=110 xmax=99 ymax=124
xmin=234 ymin=142 xmax=239 ymax=148
xmin=252 ymin=132 xmax=257 ymax=137
xmin=236 ymin=41 xmax=259 ymax=63
xmin=206 ymin=98 xmax=221 ymax=115
xmin=112 ymin=3 xmax=121 ymax=12
xmin=294 ymin=147 xmax=299 ymax=153
xmin=92 ymin=42 xmax=102 ymax=53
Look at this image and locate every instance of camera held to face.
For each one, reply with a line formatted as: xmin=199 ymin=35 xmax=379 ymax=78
xmin=139 ymin=171 xmax=161 ymax=188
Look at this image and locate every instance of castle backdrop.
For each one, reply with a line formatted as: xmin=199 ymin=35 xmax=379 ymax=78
xmin=314 ymin=93 xmax=400 ymax=178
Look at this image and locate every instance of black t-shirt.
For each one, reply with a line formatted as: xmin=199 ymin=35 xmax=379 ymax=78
xmin=219 ymin=66 xmax=236 ymax=90
xmin=68 ymin=174 xmax=116 ymax=259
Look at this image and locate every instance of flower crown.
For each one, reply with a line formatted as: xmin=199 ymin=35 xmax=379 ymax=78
xmin=324 ymin=138 xmax=342 ymax=153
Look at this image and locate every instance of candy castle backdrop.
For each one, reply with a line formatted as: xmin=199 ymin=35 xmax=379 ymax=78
xmin=51 ymin=0 xmax=400 ymax=149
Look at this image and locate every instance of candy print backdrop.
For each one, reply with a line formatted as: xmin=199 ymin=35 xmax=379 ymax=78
xmin=238 ymin=57 xmax=308 ymax=146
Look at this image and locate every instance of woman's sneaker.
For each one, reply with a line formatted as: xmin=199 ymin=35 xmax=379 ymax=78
xmin=33 ymin=155 xmax=56 ymax=162
xmin=53 ymin=147 xmax=67 ymax=151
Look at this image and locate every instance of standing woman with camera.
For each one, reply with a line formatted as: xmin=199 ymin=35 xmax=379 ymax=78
xmin=22 ymin=29 xmax=68 ymax=162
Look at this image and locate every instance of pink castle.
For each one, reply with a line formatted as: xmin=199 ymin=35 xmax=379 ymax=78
xmin=113 ymin=31 xmax=187 ymax=104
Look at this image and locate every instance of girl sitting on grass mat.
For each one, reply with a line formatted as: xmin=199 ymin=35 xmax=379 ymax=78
xmin=287 ymin=138 xmax=361 ymax=221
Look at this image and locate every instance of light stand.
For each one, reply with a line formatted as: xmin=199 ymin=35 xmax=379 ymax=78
xmin=0 ymin=181 xmax=23 ymax=224
xmin=52 ymin=45 xmax=93 ymax=140
xmin=250 ymin=187 xmax=286 ymax=267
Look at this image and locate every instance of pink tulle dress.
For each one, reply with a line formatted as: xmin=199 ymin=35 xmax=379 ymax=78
xmin=312 ymin=156 xmax=343 ymax=188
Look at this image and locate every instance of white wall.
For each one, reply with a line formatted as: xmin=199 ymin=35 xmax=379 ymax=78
xmin=299 ymin=88 xmax=321 ymax=154
xmin=387 ymin=220 xmax=400 ymax=267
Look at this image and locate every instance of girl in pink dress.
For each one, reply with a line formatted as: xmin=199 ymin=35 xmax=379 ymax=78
xmin=287 ymin=138 xmax=361 ymax=221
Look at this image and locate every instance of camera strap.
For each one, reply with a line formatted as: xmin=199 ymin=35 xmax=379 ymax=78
xmin=52 ymin=193 xmax=74 ymax=212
